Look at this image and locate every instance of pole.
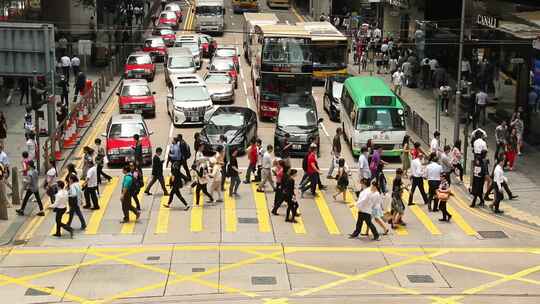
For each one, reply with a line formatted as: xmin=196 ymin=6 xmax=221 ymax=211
xmin=11 ymin=168 xmax=20 ymax=205
xmin=454 ymin=0 xmax=466 ymax=143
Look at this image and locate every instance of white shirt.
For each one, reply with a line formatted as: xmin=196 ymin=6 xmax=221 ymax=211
xmin=392 ymin=71 xmax=404 ymax=86
xmin=493 ymin=164 xmax=506 ymax=189
xmin=430 ymin=138 xmax=439 ymax=154
xmin=50 ymin=189 xmax=69 ymax=209
xmin=26 ymin=139 xmax=36 ymax=160
xmin=0 ymin=151 xmax=9 ymax=166
xmin=411 ymin=158 xmax=424 ymax=178
xmin=356 ymin=188 xmax=374 ymax=214
xmin=476 ymin=91 xmax=488 ymax=105
xmin=426 ymin=162 xmax=442 ymax=181
xmin=461 ymin=60 xmax=471 ymax=72
xmin=358 ymin=153 xmax=371 ymax=180
xmin=46 ymin=167 xmax=57 ymax=184
xmin=373 ymin=28 xmax=382 ymax=38
xmin=262 ymin=151 xmax=273 ymax=169
xmin=60 ymin=56 xmax=71 ymax=67
xmin=473 ymin=138 xmax=487 ymax=154
xmin=71 ymin=57 xmax=81 ymax=67
xmin=86 ymin=166 xmax=98 ymax=188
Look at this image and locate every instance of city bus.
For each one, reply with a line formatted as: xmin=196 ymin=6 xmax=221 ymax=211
xmin=242 ymin=13 xmax=279 ymax=64
xmin=250 ymin=24 xmax=313 ymax=119
xmin=232 ymin=0 xmax=259 ymax=13
xmin=340 ymin=76 xmax=406 ymax=157
xmin=298 ymin=21 xmax=348 ymax=82
xmin=267 ymin=0 xmax=289 ymax=9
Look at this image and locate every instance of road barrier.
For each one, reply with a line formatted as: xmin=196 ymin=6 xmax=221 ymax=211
xmin=400 ymin=98 xmax=431 ymax=145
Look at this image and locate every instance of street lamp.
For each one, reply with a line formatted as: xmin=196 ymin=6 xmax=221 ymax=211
xmin=454 ymin=0 xmax=466 ymax=142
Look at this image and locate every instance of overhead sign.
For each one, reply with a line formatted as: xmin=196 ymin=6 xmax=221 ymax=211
xmin=476 ymin=15 xmax=498 ymax=29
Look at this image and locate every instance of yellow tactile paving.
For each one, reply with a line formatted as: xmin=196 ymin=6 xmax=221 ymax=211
xmin=251 ymin=183 xmax=272 ymax=233
xmin=314 ymin=189 xmax=340 ymax=234
xmin=155 ymin=177 xmax=172 ymax=234
xmin=85 ymin=177 xmax=119 ymax=235
xmin=121 ymin=176 xmax=148 ymax=234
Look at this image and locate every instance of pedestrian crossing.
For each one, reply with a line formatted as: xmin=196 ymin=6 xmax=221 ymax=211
xmin=39 ymin=175 xmax=482 ymax=240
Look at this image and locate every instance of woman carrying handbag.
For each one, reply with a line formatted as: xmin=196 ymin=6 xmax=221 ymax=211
xmin=437 ymin=174 xmax=452 ymax=222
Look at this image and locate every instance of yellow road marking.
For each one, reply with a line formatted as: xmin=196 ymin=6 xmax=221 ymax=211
xmin=251 ymin=183 xmax=271 ymax=233
xmin=49 ymin=212 xmax=70 ymax=235
xmin=314 ymin=190 xmax=340 ymax=234
xmin=224 ymin=184 xmax=237 ymax=232
xmin=85 ymin=177 xmax=119 ymax=235
xmin=292 ymin=209 xmax=306 ymax=234
xmin=403 ymin=192 xmax=441 ymax=235
xmin=190 ymin=186 xmax=204 ymax=232
xmin=121 ymin=176 xmax=148 ymax=234
xmin=446 ymin=204 xmax=477 ymax=236
xmin=155 ymin=177 xmax=172 ymax=234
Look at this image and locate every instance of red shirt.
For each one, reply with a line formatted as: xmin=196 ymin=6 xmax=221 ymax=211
xmin=248 ymin=144 xmax=258 ymax=165
xmin=411 ymin=148 xmax=420 ymax=159
xmin=306 ymin=152 xmax=317 ymax=174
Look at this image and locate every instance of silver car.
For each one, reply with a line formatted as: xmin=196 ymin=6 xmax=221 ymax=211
xmin=174 ymin=37 xmax=202 ymax=68
xmin=204 ymin=72 xmax=234 ymax=103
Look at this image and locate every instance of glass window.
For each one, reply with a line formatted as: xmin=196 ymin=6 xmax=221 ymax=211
xmin=127 ymin=56 xmax=152 ymax=64
xmin=121 ymin=85 xmax=151 ymax=96
xmin=205 ymin=74 xmax=232 ymax=83
xmin=313 ymin=43 xmax=347 ymax=68
xmin=168 ymin=56 xmax=194 ymax=68
xmin=210 ymin=60 xmax=234 ymax=71
xmin=278 ymin=107 xmax=317 ymax=127
xmin=356 ymin=108 xmax=405 ymax=131
xmin=177 ymin=42 xmax=198 ymax=54
xmin=261 ymin=74 xmax=311 ymax=101
xmin=173 ymin=86 xmax=210 ymax=102
xmin=160 ymin=29 xmax=175 ymax=36
xmin=160 ymin=12 xmax=176 ymax=19
xmin=263 ymin=37 xmax=311 ymax=64
xmin=109 ymin=123 xmax=147 ymax=138
xmin=215 ymin=48 xmax=236 ymax=57
xmin=195 ymin=5 xmax=222 ymax=15
xmin=145 ymin=39 xmax=165 ymax=48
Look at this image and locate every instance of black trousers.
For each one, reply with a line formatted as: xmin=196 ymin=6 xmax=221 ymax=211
xmin=54 ymin=208 xmax=73 ymax=235
xmin=244 ymin=163 xmax=256 ymax=182
xmin=285 ymin=198 xmax=298 ymax=220
xmin=145 ymin=175 xmax=168 ymax=194
xmin=131 ymin=188 xmax=141 ymax=210
xmin=493 ymin=183 xmax=503 ymax=212
xmin=20 ymin=190 xmax=44 ymax=212
xmin=271 ymin=182 xmax=283 ymax=214
xmin=220 ymin=164 xmax=227 ymax=190
xmin=19 ymin=89 xmax=28 ymax=105
xmin=60 ymin=92 xmax=68 ymax=107
xmin=409 ymin=176 xmax=428 ymax=205
xmin=168 ymin=183 xmax=187 ymax=206
xmin=196 ymin=183 xmax=213 ymax=205
xmin=229 ymin=175 xmax=240 ymax=196
xmin=84 ymin=186 xmax=99 ymax=208
xmin=351 ymin=212 xmax=379 ymax=239
xmin=427 ymin=180 xmax=441 ymax=211
xmin=62 ymin=67 xmax=70 ymax=81
xmin=439 ymin=200 xmax=451 ymax=220
xmin=97 ymin=164 xmax=112 ymax=184
xmin=179 ymin=160 xmax=191 ymax=181
xmin=121 ymin=193 xmax=138 ymax=221
xmin=67 ymin=197 xmax=86 ymax=228
xmin=485 ymin=181 xmax=513 ymax=199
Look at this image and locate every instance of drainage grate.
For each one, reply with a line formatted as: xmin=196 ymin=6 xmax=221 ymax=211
xmin=478 ymin=231 xmax=508 ymax=239
xmin=25 ymin=287 xmax=54 ymax=296
xmin=192 ymin=267 xmax=205 ymax=272
xmin=238 ymin=217 xmax=258 ymax=224
xmin=407 ymin=275 xmax=435 ymax=283
xmin=146 ymin=256 xmax=161 ymax=261
xmin=251 ymin=276 xmax=277 ymax=285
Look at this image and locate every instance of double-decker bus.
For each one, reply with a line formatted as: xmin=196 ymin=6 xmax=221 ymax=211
xmin=250 ymin=24 xmax=313 ymax=120
xmin=242 ymin=13 xmax=279 ymax=64
xmin=298 ymin=21 xmax=348 ymax=82
xmin=232 ymin=0 xmax=259 ymax=13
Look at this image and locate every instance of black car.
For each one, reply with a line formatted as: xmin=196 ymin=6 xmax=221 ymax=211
xmin=200 ymin=106 xmax=258 ymax=156
xmin=274 ymin=93 xmax=322 ymax=157
xmin=323 ymin=74 xmax=351 ymax=122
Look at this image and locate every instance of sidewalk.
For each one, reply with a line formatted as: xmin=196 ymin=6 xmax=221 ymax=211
xmin=347 ymin=63 xmax=540 ymax=227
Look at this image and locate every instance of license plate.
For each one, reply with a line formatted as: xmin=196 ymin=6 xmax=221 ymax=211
xmin=135 ymin=74 xmax=142 ymax=78
xmin=292 ymin=144 xmax=302 ymax=150
xmin=134 ymin=109 xmax=143 ymax=114
xmin=189 ymin=116 xmax=200 ymax=122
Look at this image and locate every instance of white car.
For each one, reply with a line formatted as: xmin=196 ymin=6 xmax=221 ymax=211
xmin=174 ymin=35 xmax=202 ymax=68
xmin=167 ymin=74 xmax=213 ymax=126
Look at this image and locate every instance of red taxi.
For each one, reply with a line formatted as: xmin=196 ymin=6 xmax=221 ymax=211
xmin=158 ymin=11 xmax=180 ymax=30
xmin=209 ymin=57 xmax=238 ymax=89
xmin=199 ymin=34 xmax=217 ymax=58
xmin=103 ymin=114 xmax=153 ymax=166
xmin=214 ymin=46 xmax=240 ymax=72
xmin=124 ymin=52 xmax=155 ymax=82
xmin=151 ymin=25 xmax=176 ymax=47
xmin=143 ymin=36 xmax=167 ymax=62
xmin=117 ymin=79 xmax=156 ymax=117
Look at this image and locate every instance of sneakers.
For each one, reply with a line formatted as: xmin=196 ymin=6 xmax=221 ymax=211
xmin=184 ymin=206 xmax=190 ymax=211
xmin=36 ymin=211 xmax=45 ymax=216
xmin=144 ymin=191 xmax=152 ymax=196
xmin=15 ymin=209 xmax=24 ymax=216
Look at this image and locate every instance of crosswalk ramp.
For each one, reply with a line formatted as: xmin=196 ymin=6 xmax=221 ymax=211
xmin=34 ymin=175 xmax=480 ymax=240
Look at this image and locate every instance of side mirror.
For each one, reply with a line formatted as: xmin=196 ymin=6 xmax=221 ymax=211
xmin=101 ymin=132 xmax=106 ymax=138
xmin=149 ymin=131 xmax=154 ymax=135
xmin=318 ymin=118 xmax=324 ymax=124
xmin=204 ymin=106 xmax=217 ymax=122
xmin=152 ymin=91 xmax=156 ymax=95
xmin=167 ymin=93 xmax=173 ymax=100
xmin=206 ymin=66 xmax=210 ymax=70
xmin=116 ymin=92 xmax=120 ymax=96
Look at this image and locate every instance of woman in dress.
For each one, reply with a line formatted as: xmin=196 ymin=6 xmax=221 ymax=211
xmin=208 ymin=157 xmax=223 ymax=203
xmin=370 ymin=181 xmax=389 ymax=235
xmin=451 ymin=140 xmax=464 ymax=183
xmin=510 ymin=112 xmax=524 ymax=155
xmin=401 ymin=135 xmax=411 ymax=178
xmin=391 ymin=168 xmax=406 ymax=229
xmin=505 ymin=128 xmax=518 ymax=171
xmin=332 ymin=158 xmax=349 ymax=202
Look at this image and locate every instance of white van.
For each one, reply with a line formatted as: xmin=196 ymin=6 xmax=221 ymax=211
xmin=195 ymin=0 xmax=225 ymax=35
xmin=165 ymin=48 xmax=196 ymax=85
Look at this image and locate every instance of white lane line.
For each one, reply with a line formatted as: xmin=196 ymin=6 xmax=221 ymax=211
xmin=245 ymin=94 xmax=252 ymax=108
xmin=320 ymin=122 xmax=330 ymax=138
xmin=239 ymin=66 xmax=245 ymax=80
xmin=243 ymin=82 xmax=248 ymax=95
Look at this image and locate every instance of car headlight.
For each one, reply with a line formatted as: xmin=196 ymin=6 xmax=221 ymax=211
xmin=144 ymin=68 xmax=151 ymax=73
xmin=174 ymin=105 xmax=183 ymax=111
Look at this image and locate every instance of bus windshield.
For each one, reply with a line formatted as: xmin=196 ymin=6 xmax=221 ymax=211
xmin=313 ymin=43 xmax=347 ymax=69
xmin=261 ymin=74 xmax=311 ymax=101
xmin=263 ymin=37 xmax=310 ymax=64
xmin=356 ymin=108 xmax=405 ymax=131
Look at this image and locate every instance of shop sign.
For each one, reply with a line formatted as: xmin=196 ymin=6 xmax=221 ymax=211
xmin=387 ymin=0 xmax=409 ymax=9
xmin=476 ymin=15 xmax=498 ymax=29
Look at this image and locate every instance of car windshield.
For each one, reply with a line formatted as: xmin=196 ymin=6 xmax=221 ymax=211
xmin=195 ymin=5 xmax=222 ymax=15
xmin=211 ymin=60 xmax=234 ymax=71
xmin=121 ymin=85 xmax=151 ymax=96
xmin=332 ymin=81 xmax=344 ymax=99
xmin=205 ymin=74 xmax=231 ymax=83
xmin=109 ymin=123 xmax=148 ymax=138
xmin=313 ymin=44 xmax=347 ymax=68
xmin=168 ymin=56 xmax=194 ymax=68
xmin=206 ymin=113 xmax=244 ymax=134
xmin=166 ymin=4 xmax=180 ymax=11
xmin=356 ymin=108 xmax=405 ymax=131
xmin=127 ymin=56 xmax=151 ymax=64
xmin=261 ymin=74 xmax=311 ymax=101
xmin=145 ymin=39 xmax=164 ymax=48
xmin=263 ymin=37 xmax=311 ymax=64
xmin=160 ymin=12 xmax=176 ymax=19
xmin=215 ymin=49 xmax=236 ymax=57
xmin=160 ymin=29 xmax=175 ymax=35
xmin=173 ymin=86 xmax=210 ymax=102
xmin=278 ymin=107 xmax=317 ymax=128
xmin=177 ymin=42 xmax=198 ymax=53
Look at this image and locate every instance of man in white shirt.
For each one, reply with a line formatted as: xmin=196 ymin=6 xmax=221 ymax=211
xmin=426 ymin=153 xmax=442 ymax=212
xmin=357 ymin=147 xmax=371 ymax=185
xmin=408 ymin=153 xmax=429 ymax=206
xmin=348 ymin=179 xmax=379 ymax=241
xmin=491 ymin=158 xmax=505 ymax=214
xmin=71 ymin=56 xmax=81 ymax=78
xmin=60 ymin=55 xmax=71 ymax=82
xmin=49 ymin=180 xmax=74 ymax=237
xmin=256 ymin=145 xmax=275 ymax=192
xmin=430 ymin=131 xmax=441 ymax=156
xmin=475 ymin=90 xmax=489 ymax=125
xmin=83 ymin=160 xmax=100 ymax=210
xmin=26 ymin=132 xmax=36 ymax=161
xmin=392 ymin=68 xmax=404 ymax=96
xmin=473 ymin=135 xmax=487 ymax=157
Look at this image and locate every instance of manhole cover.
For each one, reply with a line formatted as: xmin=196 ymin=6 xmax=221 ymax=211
xmin=25 ymin=287 xmax=54 ymax=296
xmin=238 ymin=217 xmax=258 ymax=224
xmin=192 ymin=267 xmax=205 ymax=272
xmin=407 ymin=275 xmax=435 ymax=283
xmin=146 ymin=256 xmax=160 ymax=261
xmin=478 ymin=231 xmax=508 ymax=239
xmin=251 ymin=276 xmax=277 ymax=285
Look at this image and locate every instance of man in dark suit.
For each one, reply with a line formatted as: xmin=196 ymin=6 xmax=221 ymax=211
xmin=144 ymin=147 xmax=169 ymax=195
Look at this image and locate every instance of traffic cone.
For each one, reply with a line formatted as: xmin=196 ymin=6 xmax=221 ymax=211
xmin=63 ymin=117 xmax=76 ymax=149
xmin=83 ymin=101 xmax=91 ymax=123
xmin=77 ymin=103 xmax=89 ymax=128
xmin=55 ymin=137 xmax=64 ymax=161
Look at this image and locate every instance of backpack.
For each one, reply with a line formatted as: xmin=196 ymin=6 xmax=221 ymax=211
xmin=181 ymin=142 xmax=191 ymax=160
xmin=369 ymin=158 xmax=378 ymax=173
xmin=337 ymin=169 xmax=349 ymax=187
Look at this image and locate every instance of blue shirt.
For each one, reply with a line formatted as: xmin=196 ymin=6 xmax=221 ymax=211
xmin=169 ymin=142 xmax=181 ymax=161
xmin=122 ymin=174 xmax=133 ymax=191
